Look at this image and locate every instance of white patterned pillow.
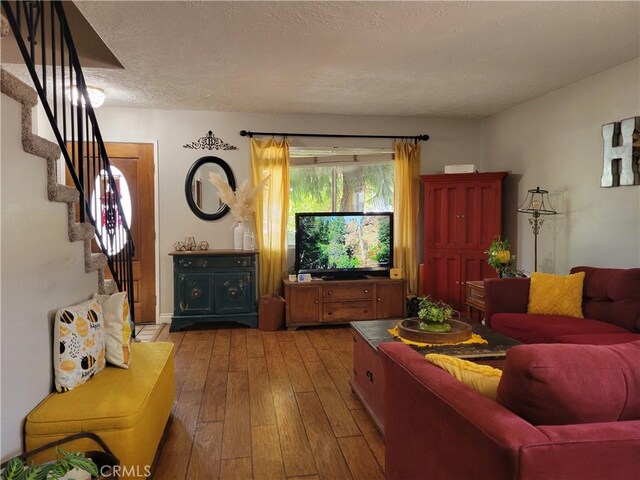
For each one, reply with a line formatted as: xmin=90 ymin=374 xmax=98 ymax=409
xmin=94 ymin=292 xmax=132 ymax=369
xmin=54 ymin=299 xmax=106 ymax=392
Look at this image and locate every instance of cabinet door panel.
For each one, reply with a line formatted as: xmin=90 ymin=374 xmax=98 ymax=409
xmin=214 ymin=272 xmax=253 ymax=314
xmin=425 ymin=184 xmax=458 ymax=249
xmin=425 ymin=253 xmax=461 ymax=308
xmin=176 ymin=273 xmax=214 ymax=314
xmin=288 ymin=286 xmax=321 ymax=324
xmin=458 ymin=184 xmax=477 ymax=248
xmin=478 ymin=182 xmax=502 ymax=248
xmin=462 ymin=253 xmax=498 ymax=283
xmin=375 ymin=283 xmax=406 ymax=319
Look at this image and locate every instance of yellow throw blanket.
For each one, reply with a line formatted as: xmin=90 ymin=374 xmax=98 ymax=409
xmin=388 ymin=326 xmax=488 ymax=347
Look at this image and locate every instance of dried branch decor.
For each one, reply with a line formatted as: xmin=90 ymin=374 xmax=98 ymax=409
xmin=209 ymin=173 xmax=270 ymax=223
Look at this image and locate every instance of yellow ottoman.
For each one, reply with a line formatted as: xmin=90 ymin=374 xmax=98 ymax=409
xmin=25 ymin=342 xmax=174 ymax=479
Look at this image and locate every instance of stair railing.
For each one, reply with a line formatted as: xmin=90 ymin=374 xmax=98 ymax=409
xmin=2 ymin=0 xmax=135 ymax=322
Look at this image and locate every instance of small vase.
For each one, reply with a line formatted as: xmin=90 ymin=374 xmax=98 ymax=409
xmin=233 ymin=222 xmax=245 ymax=250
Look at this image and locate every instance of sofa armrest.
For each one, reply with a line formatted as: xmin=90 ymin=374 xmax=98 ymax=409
xmin=484 ymin=278 xmax=530 ymax=327
xmin=520 ymin=423 xmax=640 ymax=480
xmin=379 ymin=342 xmax=546 ymax=480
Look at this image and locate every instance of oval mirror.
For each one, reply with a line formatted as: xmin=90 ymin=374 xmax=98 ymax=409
xmin=185 ymin=156 xmax=236 ymax=220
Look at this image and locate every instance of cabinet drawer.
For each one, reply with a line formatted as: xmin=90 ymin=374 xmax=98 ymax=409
xmin=176 ymin=256 xmax=254 ymax=269
xmin=323 ymin=301 xmax=374 ymax=321
xmin=466 ymin=282 xmax=485 ymax=310
xmin=323 ymin=284 xmax=373 ymax=302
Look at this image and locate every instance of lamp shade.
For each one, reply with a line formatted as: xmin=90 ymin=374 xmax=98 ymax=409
xmin=66 ymin=85 xmax=105 ymax=108
xmin=517 ymin=187 xmax=557 ymax=216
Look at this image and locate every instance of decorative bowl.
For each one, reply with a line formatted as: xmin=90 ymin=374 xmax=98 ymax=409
xmin=397 ymin=318 xmax=472 ymax=344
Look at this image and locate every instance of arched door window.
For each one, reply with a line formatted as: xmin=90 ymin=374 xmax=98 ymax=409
xmin=90 ymin=166 xmax=132 ymax=255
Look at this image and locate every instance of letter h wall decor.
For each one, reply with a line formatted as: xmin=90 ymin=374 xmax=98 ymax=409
xmin=601 ymin=116 xmax=640 ymax=187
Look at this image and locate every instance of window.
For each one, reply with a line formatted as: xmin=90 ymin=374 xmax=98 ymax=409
xmin=287 ymin=150 xmax=394 ymax=245
xmin=91 ymin=166 xmax=132 ymax=255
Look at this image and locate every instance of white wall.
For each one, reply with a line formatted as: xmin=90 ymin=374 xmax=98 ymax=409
xmin=89 ymin=109 xmax=481 ymax=318
xmin=1 ymin=94 xmax=99 ymax=459
xmin=481 ymin=58 xmax=640 ymax=274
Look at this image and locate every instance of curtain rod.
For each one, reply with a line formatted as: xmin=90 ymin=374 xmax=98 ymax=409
xmin=239 ymin=130 xmax=429 ymax=141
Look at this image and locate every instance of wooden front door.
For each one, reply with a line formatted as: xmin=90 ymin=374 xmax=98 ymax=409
xmin=102 ymin=143 xmax=156 ymax=323
xmin=67 ymin=143 xmax=156 ymax=322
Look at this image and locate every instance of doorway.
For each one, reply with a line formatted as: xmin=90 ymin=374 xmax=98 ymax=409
xmin=67 ymin=142 xmax=156 ymax=322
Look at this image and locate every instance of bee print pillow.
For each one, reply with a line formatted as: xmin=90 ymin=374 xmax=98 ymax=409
xmin=54 ymin=299 xmax=106 ymax=392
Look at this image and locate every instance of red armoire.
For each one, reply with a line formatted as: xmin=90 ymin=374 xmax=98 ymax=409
xmin=421 ymin=172 xmax=507 ymax=312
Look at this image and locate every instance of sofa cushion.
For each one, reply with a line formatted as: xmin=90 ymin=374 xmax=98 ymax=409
xmin=527 ymin=272 xmax=585 ymax=318
xmin=555 ymin=333 xmax=640 ymax=345
xmin=491 ymin=312 xmax=630 ymax=344
xmin=497 ymin=341 xmax=640 ymax=425
xmin=425 ymin=354 xmax=502 ymax=400
xmin=571 ymin=266 xmax=640 ymax=333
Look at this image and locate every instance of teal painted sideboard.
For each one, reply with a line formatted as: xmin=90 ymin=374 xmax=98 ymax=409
xmin=170 ymin=250 xmax=259 ymax=331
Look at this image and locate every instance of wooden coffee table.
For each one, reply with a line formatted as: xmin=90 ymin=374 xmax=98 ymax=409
xmin=350 ymin=319 xmax=520 ymax=435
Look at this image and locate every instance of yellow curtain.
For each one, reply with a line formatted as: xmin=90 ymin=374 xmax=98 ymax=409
xmin=393 ymin=141 xmax=421 ymax=294
xmin=251 ymin=138 xmax=290 ymax=296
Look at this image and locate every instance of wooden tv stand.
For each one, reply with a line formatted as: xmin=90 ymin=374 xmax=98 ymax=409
xmin=283 ymin=277 xmax=407 ymax=330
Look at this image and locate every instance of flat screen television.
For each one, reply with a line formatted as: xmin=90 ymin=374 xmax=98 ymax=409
xmin=295 ymin=212 xmax=393 ymax=279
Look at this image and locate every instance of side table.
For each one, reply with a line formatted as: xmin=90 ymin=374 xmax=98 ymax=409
xmin=169 ymin=250 xmax=258 ymax=331
xmin=465 ymin=280 xmax=485 ymax=323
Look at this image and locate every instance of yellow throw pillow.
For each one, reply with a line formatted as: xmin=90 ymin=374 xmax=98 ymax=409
xmin=425 ymin=354 xmax=502 ymax=400
xmin=94 ymin=292 xmax=132 ymax=368
xmin=527 ymin=271 xmax=585 ymax=318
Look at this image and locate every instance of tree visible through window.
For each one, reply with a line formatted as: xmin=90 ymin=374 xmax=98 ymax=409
xmin=288 ymin=161 xmax=394 ymax=244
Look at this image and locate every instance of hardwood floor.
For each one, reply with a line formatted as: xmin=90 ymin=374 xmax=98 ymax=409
xmin=153 ymin=325 xmax=384 ymax=480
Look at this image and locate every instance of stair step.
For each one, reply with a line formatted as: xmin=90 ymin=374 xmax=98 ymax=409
xmin=46 ymin=160 xmax=78 ymax=203
xmin=1 ymin=13 xmax=9 ymax=38
xmin=22 ymin=134 xmax=61 ymax=162
xmin=85 ymin=251 xmax=108 ymax=273
xmin=1 ymin=70 xmax=37 ymax=107
xmin=100 ymin=279 xmax=118 ymax=295
xmin=69 ymin=222 xmax=95 ymax=242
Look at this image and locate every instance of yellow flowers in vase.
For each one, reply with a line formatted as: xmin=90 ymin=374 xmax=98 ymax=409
xmin=485 ymin=238 xmax=520 ymax=277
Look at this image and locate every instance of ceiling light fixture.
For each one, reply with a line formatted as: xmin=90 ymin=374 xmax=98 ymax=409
xmin=66 ymin=85 xmax=106 ymax=108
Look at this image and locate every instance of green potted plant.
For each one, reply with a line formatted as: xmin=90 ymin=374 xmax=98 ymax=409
xmin=1 ymin=450 xmax=98 ymax=480
xmin=417 ymin=296 xmax=454 ymax=333
xmin=287 ymin=266 xmax=297 ymax=282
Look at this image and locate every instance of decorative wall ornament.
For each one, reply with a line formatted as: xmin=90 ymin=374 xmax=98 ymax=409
xmin=601 ymin=116 xmax=640 ymax=187
xmin=183 ymin=130 xmax=238 ymax=151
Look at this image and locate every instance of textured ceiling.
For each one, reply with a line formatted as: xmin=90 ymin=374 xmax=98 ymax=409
xmin=18 ymin=1 xmax=640 ymax=117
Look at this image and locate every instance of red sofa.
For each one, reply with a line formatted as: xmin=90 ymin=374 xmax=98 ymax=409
xmin=379 ymin=341 xmax=640 ymax=480
xmin=484 ymin=266 xmax=640 ymax=345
